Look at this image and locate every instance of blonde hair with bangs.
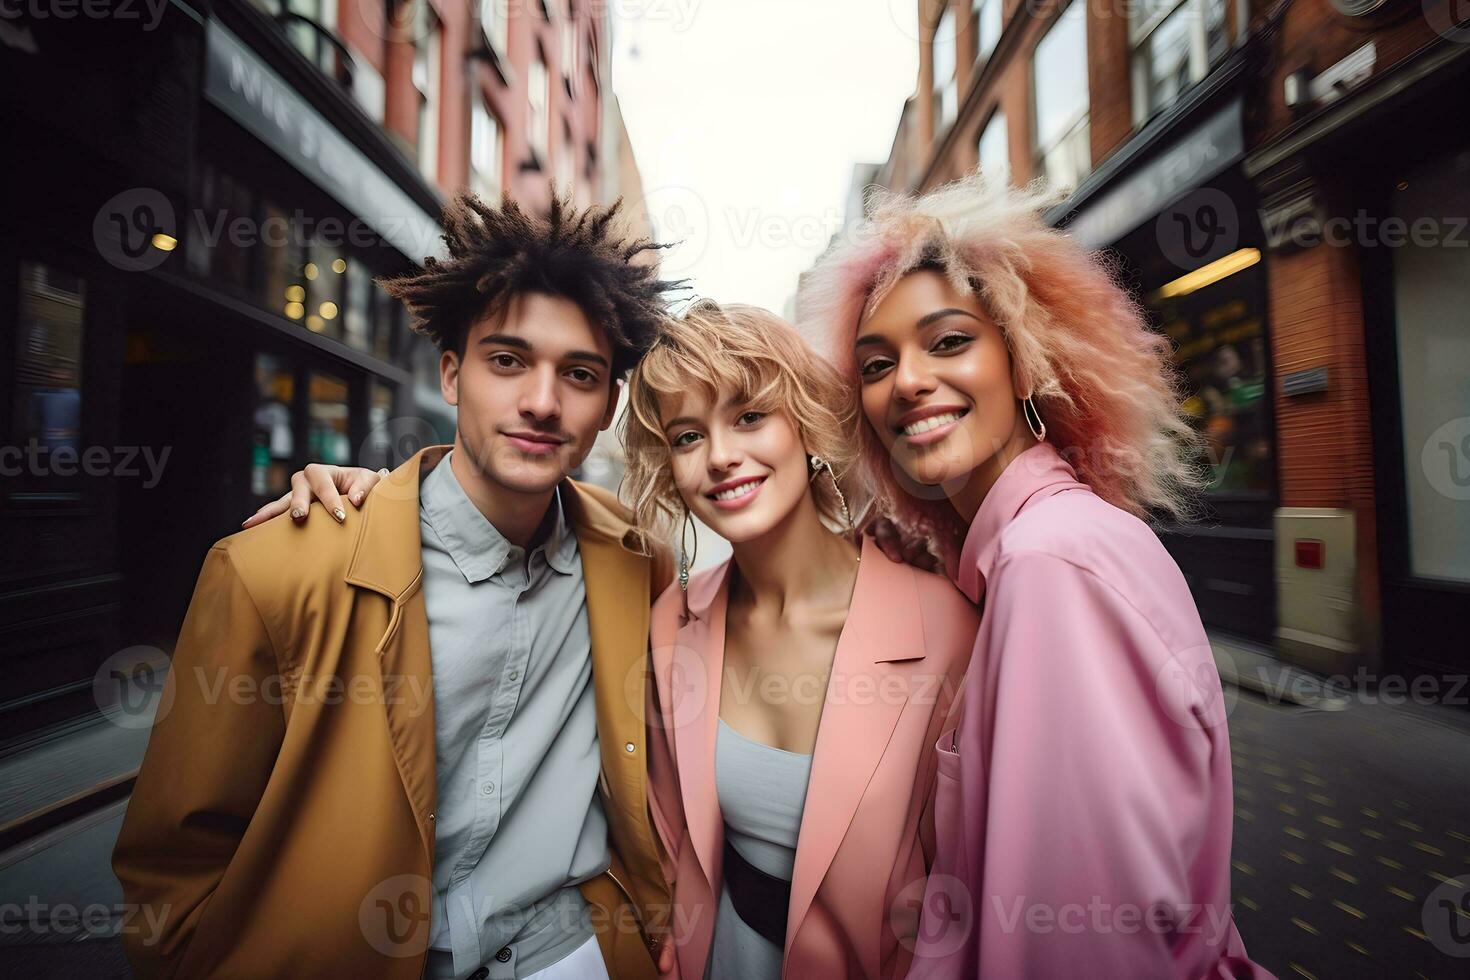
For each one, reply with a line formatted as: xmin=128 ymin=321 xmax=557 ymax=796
xmin=621 ymin=300 xmax=864 ymax=548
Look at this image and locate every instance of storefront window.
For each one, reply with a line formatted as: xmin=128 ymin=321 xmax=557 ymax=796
xmin=1392 ymin=153 xmax=1470 ymax=582
xmin=308 ymin=371 xmax=352 ymax=465
xmin=1152 ymin=261 xmax=1273 ymax=494
xmin=361 ymin=380 xmax=397 ymax=471
xmin=13 ymin=262 xmax=86 ymax=460
xmin=252 ymin=353 xmax=295 ymax=498
xmin=305 ymin=239 xmax=345 ymax=342
xmin=343 ymin=256 xmax=373 ymax=352
xmin=190 ymin=165 xmax=254 ymax=290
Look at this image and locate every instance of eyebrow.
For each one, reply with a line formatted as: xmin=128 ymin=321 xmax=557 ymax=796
xmin=478 ymin=334 xmax=609 ymax=369
xmin=854 ymin=307 xmax=984 ymax=348
xmin=662 ymin=416 xmax=699 ymax=432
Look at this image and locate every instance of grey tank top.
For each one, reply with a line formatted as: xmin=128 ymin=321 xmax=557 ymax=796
xmin=708 ymin=719 xmax=813 ymax=980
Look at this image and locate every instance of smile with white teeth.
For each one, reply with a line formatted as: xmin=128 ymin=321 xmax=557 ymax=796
xmin=901 ymin=410 xmax=966 ymax=436
xmin=710 ymin=478 xmax=763 ymax=501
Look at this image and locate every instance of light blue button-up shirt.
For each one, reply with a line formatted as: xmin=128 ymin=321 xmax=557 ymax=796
xmin=419 ymin=453 xmax=610 ymax=979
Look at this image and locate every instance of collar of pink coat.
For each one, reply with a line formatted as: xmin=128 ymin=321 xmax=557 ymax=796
xmin=957 ymin=441 xmax=1086 ymax=604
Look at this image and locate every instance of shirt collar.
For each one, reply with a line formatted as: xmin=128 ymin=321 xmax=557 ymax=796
xmin=956 ymin=441 xmax=1087 ymax=603
xmin=420 ymin=450 xmax=578 ymax=584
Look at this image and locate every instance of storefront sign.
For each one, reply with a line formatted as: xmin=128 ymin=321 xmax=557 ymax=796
xmin=1067 ymin=98 xmax=1245 ymax=248
xmin=204 ymin=23 xmax=444 ymax=261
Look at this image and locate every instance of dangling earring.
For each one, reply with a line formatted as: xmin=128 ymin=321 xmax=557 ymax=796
xmin=1022 ymin=394 xmax=1047 ymax=443
xmin=809 ymin=454 xmax=854 ymax=532
xmin=678 ymin=507 xmax=697 ymax=591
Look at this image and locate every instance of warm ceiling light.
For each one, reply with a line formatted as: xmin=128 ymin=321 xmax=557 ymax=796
xmin=151 ymin=233 xmax=177 ymax=252
xmin=285 ymin=284 xmax=305 ymax=302
xmin=304 ymin=262 xmax=319 ymax=280
xmin=306 ymin=315 xmax=325 ymax=332
xmin=320 ymin=301 xmax=338 ymax=320
xmin=332 ymin=258 xmax=347 ymax=274
xmin=1151 ymin=248 xmax=1261 ymax=301
xmin=284 ymin=301 xmax=305 ymax=319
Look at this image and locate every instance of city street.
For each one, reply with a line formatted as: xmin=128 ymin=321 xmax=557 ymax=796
xmin=3 ymin=642 xmax=1469 ymax=978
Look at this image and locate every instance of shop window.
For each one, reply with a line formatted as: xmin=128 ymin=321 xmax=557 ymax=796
xmin=343 ymin=256 xmax=373 ymax=352
xmin=305 ymin=240 xmax=345 ymax=342
xmin=190 ymin=165 xmax=254 ymax=291
xmin=1150 ymin=255 xmax=1272 ymax=495
xmin=308 ymin=371 xmax=353 ymax=465
xmin=13 ymin=263 xmax=86 ymax=467
xmin=361 ymin=380 xmax=398 ymax=471
xmin=1130 ymin=0 xmax=1230 ymax=126
xmin=252 ymin=353 xmax=295 ymax=499
xmin=1033 ymin=1 xmax=1090 ymax=194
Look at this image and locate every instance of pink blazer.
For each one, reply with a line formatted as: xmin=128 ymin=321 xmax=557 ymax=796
xmin=906 ymin=443 xmax=1272 ymax=979
xmin=646 ymin=535 xmax=979 ymax=980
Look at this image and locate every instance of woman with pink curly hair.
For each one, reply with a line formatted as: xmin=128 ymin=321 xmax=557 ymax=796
xmin=796 ymin=173 xmax=1270 ymax=979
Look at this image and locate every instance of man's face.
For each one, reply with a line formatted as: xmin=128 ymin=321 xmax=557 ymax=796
xmin=442 ymin=291 xmax=618 ymax=496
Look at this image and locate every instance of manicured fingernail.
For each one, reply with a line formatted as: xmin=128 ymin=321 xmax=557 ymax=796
xmin=291 ymin=508 xmax=306 ymax=520
xmin=351 ymin=492 xmax=363 ymax=504
xmin=332 ymin=507 xmax=346 ymax=523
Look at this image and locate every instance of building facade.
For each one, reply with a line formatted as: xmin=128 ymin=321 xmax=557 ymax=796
xmin=0 ymin=0 xmax=631 ymax=759
xmin=874 ymin=0 xmax=1469 ymax=680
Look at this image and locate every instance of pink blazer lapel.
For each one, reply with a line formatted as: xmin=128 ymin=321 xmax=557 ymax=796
xmin=785 ymin=537 xmax=928 ymax=957
xmin=668 ymin=561 xmax=733 ymax=896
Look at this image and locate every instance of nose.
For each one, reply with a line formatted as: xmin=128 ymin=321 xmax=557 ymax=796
xmin=891 ymin=349 xmax=936 ymax=404
xmin=518 ymin=364 xmax=561 ymax=422
xmin=705 ymin=426 xmax=743 ymax=474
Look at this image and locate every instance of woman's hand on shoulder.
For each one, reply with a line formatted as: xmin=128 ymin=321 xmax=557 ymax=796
xmin=241 ymin=463 xmax=387 ymax=529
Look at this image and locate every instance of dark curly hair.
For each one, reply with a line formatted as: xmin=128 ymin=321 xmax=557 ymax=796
xmin=377 ymin=191 xmax=682 ymax=377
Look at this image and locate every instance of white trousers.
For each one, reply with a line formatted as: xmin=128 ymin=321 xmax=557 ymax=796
xmin=525 ymin=935 xmax=609 ymax=980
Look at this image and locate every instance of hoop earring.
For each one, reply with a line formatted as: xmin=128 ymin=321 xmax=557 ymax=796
xmin=678 ymin=507 xmax=697 ymax=591
xmin=1022 ymin=395 xmax=1047 ymax=443
xmin=809 ymin=454 xmax=854 ymax=532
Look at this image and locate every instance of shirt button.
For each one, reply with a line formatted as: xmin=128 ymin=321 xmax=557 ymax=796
xmin=470 ymin=968 xmax=489 ymax=980
xmin=482 ymin=782 xmax=495 ymax=795
xmin=625 ymin=742 xmax=636 ymax=753
xmin=508 ymin=669 xmax=520 ymax=681
xmin=495 ymin=947 xmax=512 ymax=963
xmin=428 ymin=812 xmax=435 ymax=822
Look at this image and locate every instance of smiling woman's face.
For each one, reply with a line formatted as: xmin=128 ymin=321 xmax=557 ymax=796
xmin=854 ymin=269 xmax=1030 ymax=501
xmin=660 ymin=386 xmax=812 ymax=545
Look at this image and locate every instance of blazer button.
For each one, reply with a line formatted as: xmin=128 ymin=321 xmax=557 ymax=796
xmin=495 ymin=947 xmax=512 ymax=963
xmin=625 ymin=741 xmax=636 ymax=753
xmin=469 ymin=969 xmax=489 ymax=980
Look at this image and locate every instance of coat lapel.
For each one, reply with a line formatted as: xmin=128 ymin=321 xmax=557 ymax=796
xmin=670 ymin=561 xmax=734 ymax=896
xmin=785 ymin=536 xmax=928 ymax=958
xmin=343 ymin=446 xmax=448 ymax=862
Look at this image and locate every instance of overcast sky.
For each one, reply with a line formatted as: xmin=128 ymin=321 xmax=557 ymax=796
xmin=611 ymin=0 xmax=920 ymax=315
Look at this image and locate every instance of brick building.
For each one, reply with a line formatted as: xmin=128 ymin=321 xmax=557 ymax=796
xmin=0 ymin=0 xmax=645 ymax=759
xmin=871 ymin=0 xmax=1469 ymax=680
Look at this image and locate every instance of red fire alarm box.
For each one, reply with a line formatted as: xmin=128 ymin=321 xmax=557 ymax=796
xmin=1294 ymin=539 xmax=1325 ymax=570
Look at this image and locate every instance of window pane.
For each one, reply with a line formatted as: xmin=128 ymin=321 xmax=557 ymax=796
xmin=978 ymin=110 xmax=1009 ymax=184
xmin=343 ymin=256 xmax=373 ymax=352
xmin=974 ymin=0 xmax=1001 ymax=61
xmin=1034 ymin=1 xmax=1090 ymax=189
xmin=362 ymin=380 xmax=397 ymax=471
xmin=306 ymin=241 xmax=345 ymax=341
xmin=1139 ymin=5 xmax=1194 ymax=119
xmin=252 ymin=353 xmax=295 ymax=498
xmin=308 ymin=371 xmax=352 ymax=466
xmin=14 ymin=262 xmax=85 ymax=454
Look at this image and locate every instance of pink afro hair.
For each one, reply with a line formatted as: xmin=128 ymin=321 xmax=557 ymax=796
xmin=795 ymin=172 xmax=1207 ymax=555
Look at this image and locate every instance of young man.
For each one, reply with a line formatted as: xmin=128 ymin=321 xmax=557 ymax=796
xmin=113 ymin=194 xmax=681 ymax=980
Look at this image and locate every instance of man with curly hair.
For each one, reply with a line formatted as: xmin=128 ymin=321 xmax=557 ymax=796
xmin=114 ymin=193 xmax=683 ymax=980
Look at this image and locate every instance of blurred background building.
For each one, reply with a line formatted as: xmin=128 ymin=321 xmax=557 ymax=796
xmin=864 ymin=0 xmax=1469 ymax=688
xmin=0 ymin=0 xmax=648 ymax=896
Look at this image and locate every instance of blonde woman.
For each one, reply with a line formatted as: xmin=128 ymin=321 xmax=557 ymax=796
xmin=250 ymin=301 xmax=977 ymax=980
xmin=798 ymin=174 xmax=1270 ymax=978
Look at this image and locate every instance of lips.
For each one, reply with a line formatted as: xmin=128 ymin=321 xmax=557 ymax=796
xmin=503 ymin=430 xmax=568 ymax=456
xmin=893 ymin=405 xmax=971 ymax=436
xmin=706 ymin=476 xmax=765 ymax=501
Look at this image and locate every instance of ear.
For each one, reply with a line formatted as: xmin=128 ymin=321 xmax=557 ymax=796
xmin=440 ymin=349 xmax=461 ymax=407
xmin=599 ymin=377 xmax=624 ymax=432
